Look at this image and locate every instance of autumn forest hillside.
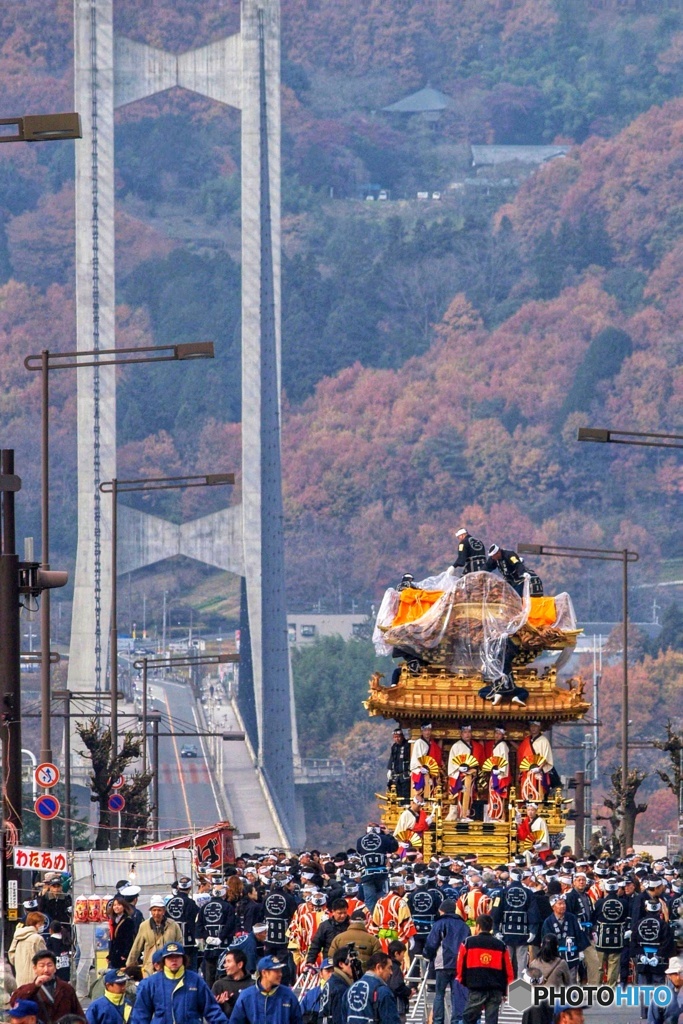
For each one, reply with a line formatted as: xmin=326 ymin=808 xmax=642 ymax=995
xmin=1 ymin=0 xmax=683 ymax=839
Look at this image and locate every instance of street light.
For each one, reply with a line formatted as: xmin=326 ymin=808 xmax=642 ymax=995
xmin=518 ymin=541 xmax=639 ymax=850
xmin=99 ymin=472 xmax=234 ymax=767
xmin=24 ymin=341 xmax=215 ymax=845
xmin=577 ymin=427 xmax=683 ymax=450
xmin=0 ymin=113 xmax=82 ymax=143
xmin=0 ymin=109 xmax=82 ymax=851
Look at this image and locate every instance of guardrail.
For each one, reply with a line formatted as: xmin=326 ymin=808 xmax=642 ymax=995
xmin=293 ymin=757 xmax=346 ymax=783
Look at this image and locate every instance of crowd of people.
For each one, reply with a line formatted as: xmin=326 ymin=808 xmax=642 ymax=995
xmin=3 ymin=838 xmax=683 ymax=1024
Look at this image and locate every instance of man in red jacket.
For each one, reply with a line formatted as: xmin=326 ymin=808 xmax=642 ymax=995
xmin=11 ymin=950 xmax=84 ymax=1024
xmin=456 ymin=914 xmax=513 ymax=1024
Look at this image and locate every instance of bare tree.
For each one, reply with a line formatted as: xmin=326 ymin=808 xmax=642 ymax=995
xmin=653 ymin=719 xmax=683 ymax=821
xmin=381 ymin=255 xmax=461 ymax=348
xmin=77 ymin=720 xmax=145 ymax=850
xmin=596 ymin=766 xmax=648 ymax=854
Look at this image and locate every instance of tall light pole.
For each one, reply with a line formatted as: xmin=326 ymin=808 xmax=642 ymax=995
xmin=0 ymin=109 xmax=82 ymax=852
xmin=24 ymin=341 xmax=214 ymax=845
xmin=99 ymin=472 xmax=234 ymax=763
xmin=519 ymin=542 xmax=638 ymax=851
xmin=579 ymin=423 xmax=682 ymax=840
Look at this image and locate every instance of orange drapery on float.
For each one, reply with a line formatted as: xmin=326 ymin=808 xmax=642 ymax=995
xmin=391 ymin=589 xmax=558 ymax=631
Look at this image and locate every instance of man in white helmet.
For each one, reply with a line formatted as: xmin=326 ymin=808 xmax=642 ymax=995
xmin=485 ymin=545 xmax=543 ymax=597
xmin=447 ymin=529 xmax=486 ymax=576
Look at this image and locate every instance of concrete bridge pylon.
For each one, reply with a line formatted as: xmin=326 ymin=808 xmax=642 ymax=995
xmin=70 ymin=0 xmax=303 ymax=846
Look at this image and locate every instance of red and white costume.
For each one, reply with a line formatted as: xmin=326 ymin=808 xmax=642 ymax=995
xmin=482 ymin=737 xmax=512 ymax=822
xmin=517 ymin=812 xmax=551 ymax=858
xmin=344 ymin=895 xmax=371 ymax=924
xmin=456 ymin=887 xmax=492 ymax=932
xmin=394 ymin=805 xmax=432 ymax=852
xmin=410 ymin=733 xmax=443 ymax=797
xmin=518 ymin=732 xmax=554 ymax=802
xmin=447 ymin=735 xmax=485 ymax=820
xmin=287 ymin=902 xmax=326 ymax=967
xmin=371 ymin=892 xmax=416 ymax=952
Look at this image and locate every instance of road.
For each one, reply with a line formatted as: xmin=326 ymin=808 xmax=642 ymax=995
xmin=151 ymin=676 xmax=224 ymax=836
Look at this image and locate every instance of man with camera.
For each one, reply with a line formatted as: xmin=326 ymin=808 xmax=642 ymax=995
xmin=328 ymin=911 xmax=381 ymax=971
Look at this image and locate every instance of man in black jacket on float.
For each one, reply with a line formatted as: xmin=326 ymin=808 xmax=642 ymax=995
xmin=448 ymin=529 xmax=486 ymax=576
xmin=485 ymin=546 xmax=543 ymax=597
xmin=387 ymin=728 xmax=411 ymax=805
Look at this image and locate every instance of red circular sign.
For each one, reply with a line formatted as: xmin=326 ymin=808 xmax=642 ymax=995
xmin=108 ymin=793 xmax=126 ymax=813
xmin=35 ymin=763 xmax=60 ymax=788
xmin=35 ymin=795 xmax=60 ymax=820
xmin=111 ymin=775 xmax=125 ymax=790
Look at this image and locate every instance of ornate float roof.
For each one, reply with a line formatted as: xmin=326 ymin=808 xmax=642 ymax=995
xmin=365 ymin=663 xmax=590 ymax=731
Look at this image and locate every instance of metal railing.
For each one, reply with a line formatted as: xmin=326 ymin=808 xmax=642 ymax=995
xmin=293 ymin=757 xmax=346 ymax=783
xmin=406 ymin=956 xmax=432 ymax=1024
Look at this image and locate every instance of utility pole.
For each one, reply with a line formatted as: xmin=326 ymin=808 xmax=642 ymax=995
xmin=63 ymin=692 xmax=72 ymax=851
xmin=0 ymin=451 xmax=67 ymax=865
xmin=150 ymin=711 xmax=160 ymax=841
xmin=0 ymin=451 xmax=22 ymax=837
xmin=574 ymin=770 xmax=585 ymax=854
xmin=39 ymin=350 xmax=53 ymax=848
xmin=569 ymin=770 xmax=590 ymax=854
xmin=141 ymin=659 xmax=148 ymax=777
xmin=0 ymin=451 xmax=22 ymax=948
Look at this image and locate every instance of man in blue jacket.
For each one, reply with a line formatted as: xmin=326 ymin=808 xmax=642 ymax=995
xmin=344 ymin=952 xmax=400 ymax=1024
xmin=540 ymin=896 xmax=589 ymax=984
xmin=230 ymin=954 xmax=303 ymax=1024
xmin=130 ymin=942 xmax=225 ymax=1024
xmin=87 ymin=970 xmax=135 ymax=1024
xmin=424 ymin=900 xmax=470 ymax=1024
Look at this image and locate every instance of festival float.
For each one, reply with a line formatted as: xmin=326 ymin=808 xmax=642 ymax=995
xmin=366 ymin=566 xmax=590 ymax=864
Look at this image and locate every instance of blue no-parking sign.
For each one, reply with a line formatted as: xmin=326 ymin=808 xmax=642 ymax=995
xmin=34 ymin=794 xmax=60 ymax=820
xmin=108 ymin=793 xmax=126 ymax=813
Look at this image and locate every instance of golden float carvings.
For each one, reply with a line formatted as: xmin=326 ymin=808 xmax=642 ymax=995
xmin=368 ymin=571 xmax=589 ymax=865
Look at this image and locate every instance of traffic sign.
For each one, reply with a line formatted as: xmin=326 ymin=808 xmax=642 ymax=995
xmin=35 ymin=763 xmax=60 ymax=788
xmin=111 ymin=775 xmax=125 ymax=790
xmin=108 ymin=793 xmax=125 ymax=813
xmin=34 ymin=795 xmax=60 ymax=820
